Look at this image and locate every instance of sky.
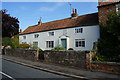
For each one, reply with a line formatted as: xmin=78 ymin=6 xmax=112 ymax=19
xmin=2 ymin=2 xmax=98 ymax=31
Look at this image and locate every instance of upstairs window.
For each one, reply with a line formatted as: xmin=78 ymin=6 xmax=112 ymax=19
xmin=75 ymin=39 xmax=85 ymax=47
xmin=46 ymin=41 xmax=54 ymax=48
xmin=75 ymin=28 xmax=83 ymax=33
xmin=34 ymin=34 xmax=39 ymax=38
xmin=33 ymin=42 xmax=38 ymax=47
xmin=23 ymin=36 xmax=26 ymax=39
xmin=49 ymin=32 xmax=54 ymax=36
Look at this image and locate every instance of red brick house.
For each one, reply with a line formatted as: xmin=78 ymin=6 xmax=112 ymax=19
xmin=98 ymin=1 xmax=120 ymax=25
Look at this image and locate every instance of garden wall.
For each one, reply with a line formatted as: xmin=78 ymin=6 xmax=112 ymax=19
xmin=5 ymin=49 xmax=37 ymax=61
xmin=4 ymin=49 xmax=120 ymax=74
xmin=91 ymin=62 xmax=120 ymax=74
xmin=44 ymin=50 xmax=90 ymax=69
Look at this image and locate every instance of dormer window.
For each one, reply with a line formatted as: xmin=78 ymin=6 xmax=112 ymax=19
xmin=34 ymin=34 xmax=39 ymax=38
xmin=49 ymin=32 xmax=54 ymax=36
xmin=75 ymin=28 xmax=83 ymax=33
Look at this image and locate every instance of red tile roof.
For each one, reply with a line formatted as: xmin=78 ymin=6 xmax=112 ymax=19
xmin=20 ymin=13 xmax=99 ymax=35
xmin=98 ymin=0 xmax=120 ymax=7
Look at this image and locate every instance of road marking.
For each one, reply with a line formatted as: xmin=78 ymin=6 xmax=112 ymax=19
xmin=0 ymin=71 xmax=15 ymax=80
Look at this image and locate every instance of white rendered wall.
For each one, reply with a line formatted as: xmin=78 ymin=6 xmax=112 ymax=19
xmin=19 ymin=25 xmax=100 ymax=50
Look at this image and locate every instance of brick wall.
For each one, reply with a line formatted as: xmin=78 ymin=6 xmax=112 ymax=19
xmin=91 ymin=62 xmax=120 ymax=74
xmin=98 ymin=4 xmax=116 ymax=25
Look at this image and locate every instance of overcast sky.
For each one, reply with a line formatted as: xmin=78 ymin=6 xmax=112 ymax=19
xmin=2 ymin=2 xmax=98 ymax=31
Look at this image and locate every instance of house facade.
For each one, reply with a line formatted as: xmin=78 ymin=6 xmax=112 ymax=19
xmin=19 ymin=9 xmax=100 ymax=50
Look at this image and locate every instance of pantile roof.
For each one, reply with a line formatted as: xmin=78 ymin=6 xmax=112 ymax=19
xmin=98 ymin=0 xmax=120 ymax=7
xmin=20 ymin=13 xmax=99 ymax=35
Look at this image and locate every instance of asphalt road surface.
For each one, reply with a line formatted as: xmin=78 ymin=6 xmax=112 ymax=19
xmin=1 ymin=60 xmax=80 ymax=80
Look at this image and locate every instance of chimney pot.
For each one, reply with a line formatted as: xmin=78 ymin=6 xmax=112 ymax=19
xmin=71 ymin=8 xmax=78 ymax=19
xmin=20 ymin=29 xmax=22 ymax=33
xmin=75 ymin=9 xmax=77 ymax=13
xmin=38 ymin=18 xmax=42 ymax=26
xmin=73 ymin=8 xmax=74 ymax=13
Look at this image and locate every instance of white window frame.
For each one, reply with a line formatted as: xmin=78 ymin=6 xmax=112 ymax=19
xmin=75 ymin=28 xmax=83 ymax=33
xmin=34 ymin=34 xmax=39 ymax=38
xmin=33 ymin=42 xmax=38 ymax=47
xmin=75 ymin=39 xmax=85 ymax=47
xmin=23 ymin=36 xmax=26 ymax=39
xmin=46 ymin=41 xmax=54 ymax=48
xmin=48 ymin=32 xmax=54 ymax=36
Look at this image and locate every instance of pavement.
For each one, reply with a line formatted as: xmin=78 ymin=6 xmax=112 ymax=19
xmin=2 ymin=55 xmax=120 ymax=80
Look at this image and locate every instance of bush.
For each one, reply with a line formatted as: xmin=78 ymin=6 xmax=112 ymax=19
xmin=19 ymin=43 xmax=30 ymax=48
xmin=30 ymin=45 xmax=43 ymax=51
xmin=68 ymin=48 xmax=74 ymax=50
xmin=52 ymin=46 xmax=65 ymax=50
xmin=11 ymin=35 xmax=19 ymax=49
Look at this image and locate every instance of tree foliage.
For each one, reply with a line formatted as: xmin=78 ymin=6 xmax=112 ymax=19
xmin=2 ymin=9 xmax=19 ymax=38
xmin=11 ymin=35 xmax=19 ymax=49
xmin=2 ymin=37 xmax=13 ymax=48
xmin=97 ymin=13 xmax=120 ymax=62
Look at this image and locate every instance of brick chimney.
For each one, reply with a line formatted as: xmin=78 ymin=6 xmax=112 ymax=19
xmin=71 ymin=8 xmax=78 ymax=19
xmin=38 ymin=18 xmax=42 ymax=26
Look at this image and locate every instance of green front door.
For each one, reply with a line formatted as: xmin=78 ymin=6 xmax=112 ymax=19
xmin=61 ymin=39 xmax=67 ymax=50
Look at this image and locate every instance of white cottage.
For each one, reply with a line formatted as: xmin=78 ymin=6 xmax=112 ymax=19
xmin=19 ymin=9 xmax=100 ymax=50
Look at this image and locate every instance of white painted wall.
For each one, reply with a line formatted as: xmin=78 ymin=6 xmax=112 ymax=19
xmin=19 ymin=25 xmax=100 ymax=50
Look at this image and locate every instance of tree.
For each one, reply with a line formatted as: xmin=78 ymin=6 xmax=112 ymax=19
xmin=97 ymin=13 xmax=120 ymax=62
xmin=2 ymin=9 xmax=19 ymax=38
xmin=2 ymin=37 xmax=13 ymax=48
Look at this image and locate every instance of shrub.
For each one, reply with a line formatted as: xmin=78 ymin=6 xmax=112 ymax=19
xmin=52 ymin=46 xmax=65 ymax=50
xmin=30 ymin=45 xmax=43 ymax=51
xmin=19 ymin=43 xmax=30 ymax=48
xmin=68 ymin=48 xmax=74 ymax=50
xmin=11 ymin=35 xmax=19 ymax=49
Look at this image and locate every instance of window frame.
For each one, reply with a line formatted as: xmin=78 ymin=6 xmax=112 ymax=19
xmin=48 ymin=32 xmax=54 ymax=36
xmin=23 ymin=36 xmax=26 ymax=39
xmin=33 ymin=42 xmax=38 ymax=47
xmin=34 ymin=34 xmax=39 ymax=38
xmin=75 ymin=39 xmax=85 ymax=47
xmin=75 ymin=28 xmax=83 ymax=33
xmin=46 ymin=41 xmax=54 ymax=48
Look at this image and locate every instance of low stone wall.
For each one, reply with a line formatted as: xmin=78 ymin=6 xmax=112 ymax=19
xmin=4 ymin=49 xmax=120 ymax=74
xmin=44 ymin=50 xmax=90 ymax=69
xmin=5 ymin=49 xmax=37 ymax=61
xmin=91 ymin=62 xmax=120 ymax=74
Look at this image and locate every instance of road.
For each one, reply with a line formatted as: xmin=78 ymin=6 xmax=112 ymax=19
xmin=1 ymin=60 xmax=79 ymax=80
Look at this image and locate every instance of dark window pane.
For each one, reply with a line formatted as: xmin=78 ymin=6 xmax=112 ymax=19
xmin=76 ymin=41 xmax=78 ymax=47
xmin=82 ymin=41 xmax=85 ymax=47
xmin=81 ymin=28 xmax=83 ymax=33
xmin=79 ymin=41 xmax=81 ymax=47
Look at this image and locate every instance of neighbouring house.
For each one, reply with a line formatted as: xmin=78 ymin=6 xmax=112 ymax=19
xmin=98 ymin=1 xmax=120 ymax=25
xmin=19 ymin=9 xmax=100 ymax=50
